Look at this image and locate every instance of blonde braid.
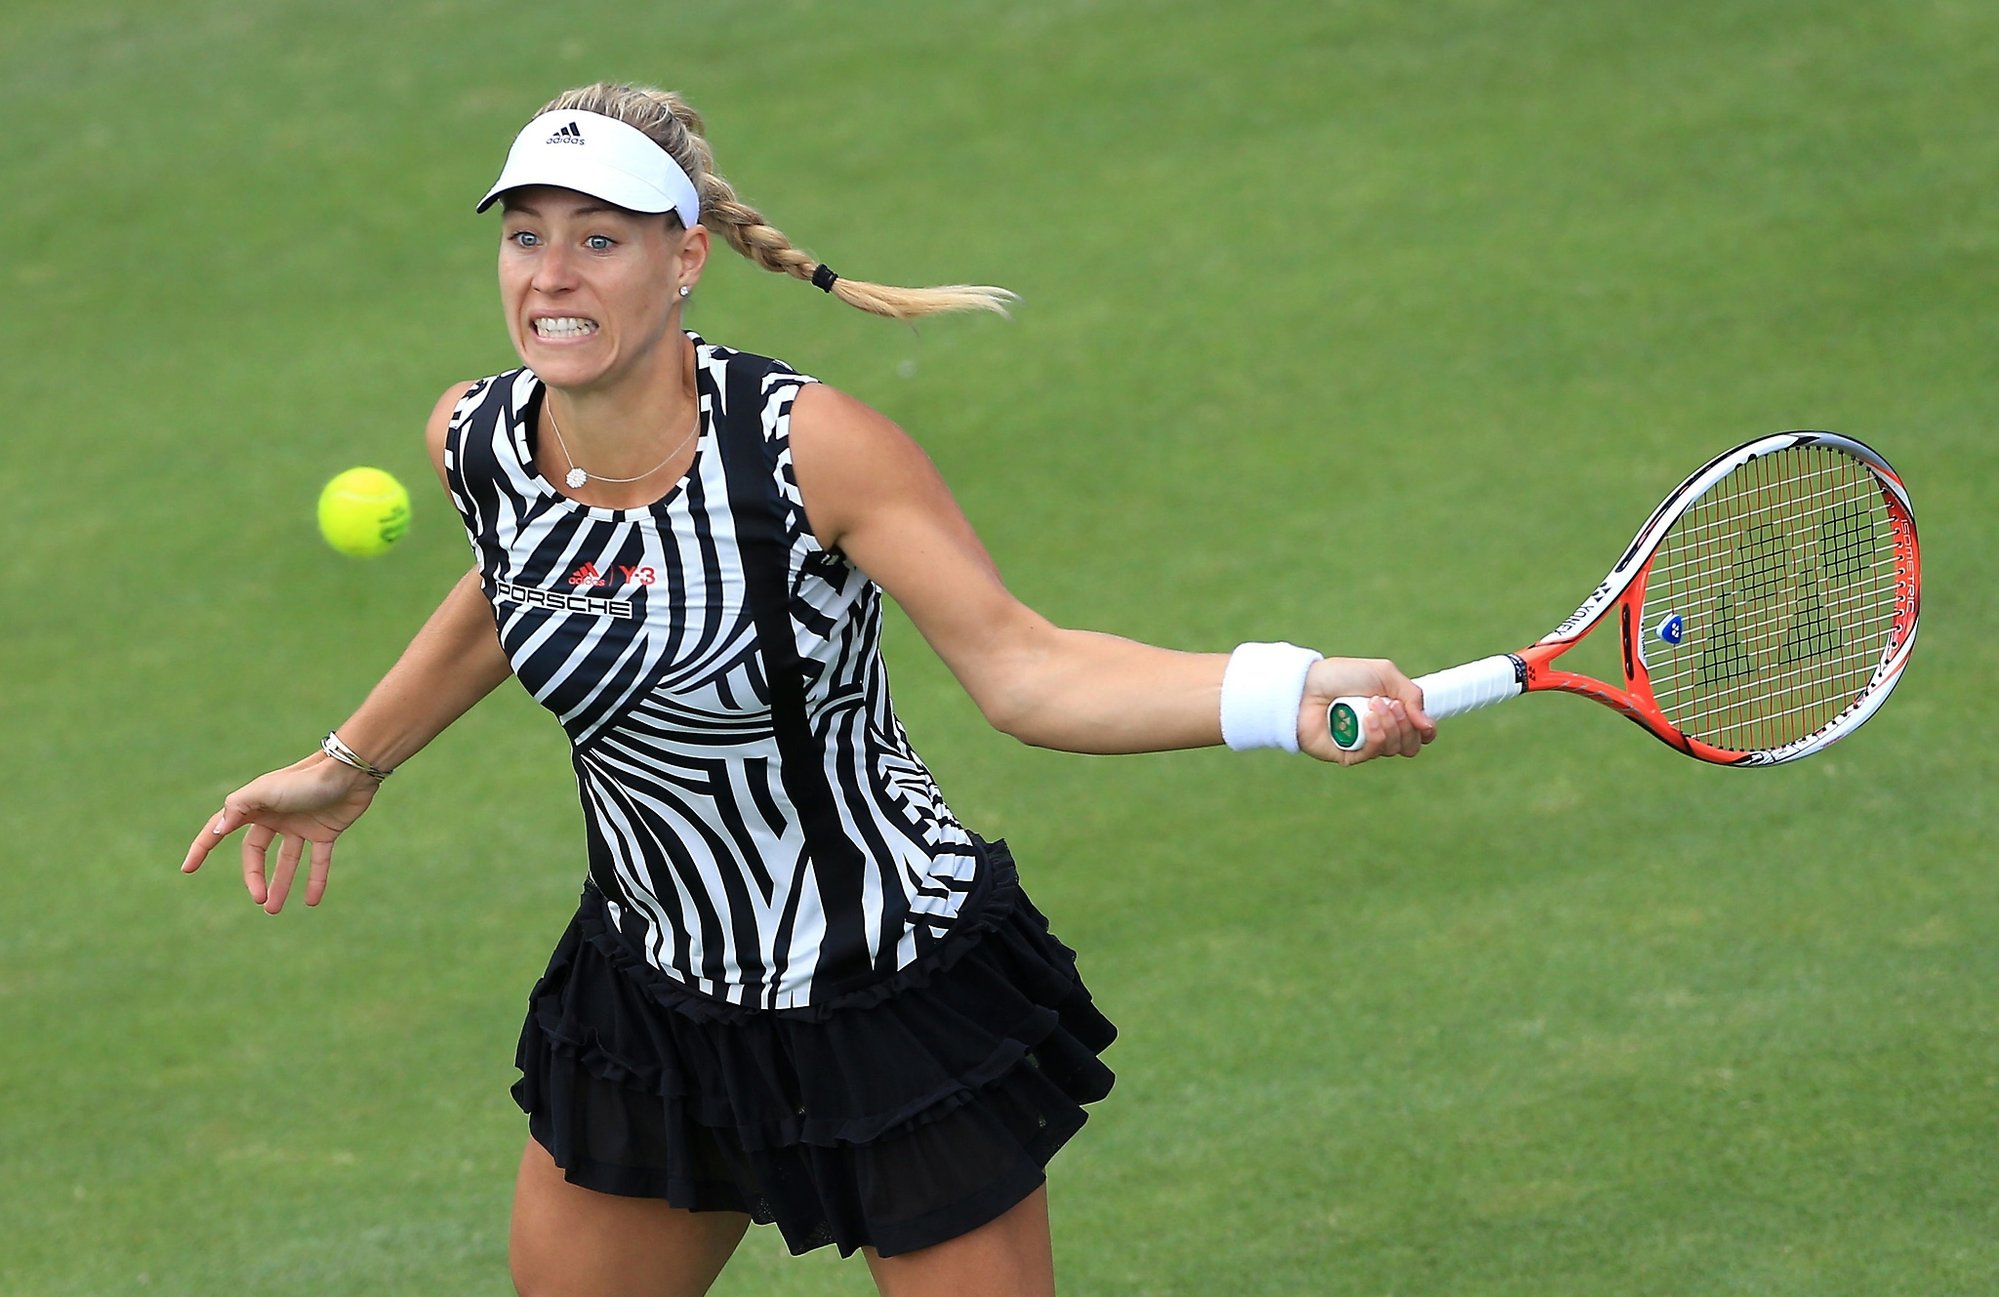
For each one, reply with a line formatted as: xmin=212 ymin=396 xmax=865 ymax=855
xmin=535 ymin=83 xmax=1016 ymax=322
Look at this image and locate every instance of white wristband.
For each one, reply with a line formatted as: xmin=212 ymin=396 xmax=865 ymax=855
xmin=1220 ymin=641 xmax=1322 ymax=752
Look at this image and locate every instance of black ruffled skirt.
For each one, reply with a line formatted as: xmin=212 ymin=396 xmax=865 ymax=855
xmin=510 ymin=839 xmax=1117 ymax=1257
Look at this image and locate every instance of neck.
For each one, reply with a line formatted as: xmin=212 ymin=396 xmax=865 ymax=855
xmin=541 ymin=333 xmax=700 ymax=486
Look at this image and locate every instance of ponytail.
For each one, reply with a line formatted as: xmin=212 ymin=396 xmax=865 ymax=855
xmin=535 ymin=83 xmax=1017 ymax=321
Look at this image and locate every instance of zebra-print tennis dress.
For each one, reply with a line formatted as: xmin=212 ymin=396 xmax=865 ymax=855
xmin=443 ymin=335 xmax=981 ymax=1011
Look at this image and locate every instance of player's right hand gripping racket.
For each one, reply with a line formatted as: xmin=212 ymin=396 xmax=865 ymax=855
xmin=1330 ymin=432 xmax=1920 ymax=766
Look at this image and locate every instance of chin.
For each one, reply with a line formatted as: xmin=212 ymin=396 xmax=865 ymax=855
xmin=521 ymin=345 xmax=610 ymax=387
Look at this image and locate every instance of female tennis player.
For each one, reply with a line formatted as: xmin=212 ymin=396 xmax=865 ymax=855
xmin=181 ymin=82 xmax=1433 ymax=1297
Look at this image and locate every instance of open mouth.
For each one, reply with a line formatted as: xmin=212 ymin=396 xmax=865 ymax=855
xmin=533 ymin=316 xmax=599 ymax=339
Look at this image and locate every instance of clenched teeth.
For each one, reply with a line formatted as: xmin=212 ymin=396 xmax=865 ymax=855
xmin=534 ymin=317 xmax=599 ymax=338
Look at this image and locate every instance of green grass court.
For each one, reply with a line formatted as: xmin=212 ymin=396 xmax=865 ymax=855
xmin=3 ymin=1 xmax=1994 ymax=1292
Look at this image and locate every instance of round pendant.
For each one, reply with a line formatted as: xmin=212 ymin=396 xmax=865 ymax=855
xmin=565 ymin=467 xmax=589 ymax=489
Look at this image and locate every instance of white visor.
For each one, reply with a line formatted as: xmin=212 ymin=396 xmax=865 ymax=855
xmin=476 ymin=109 xmax=701 ymax=228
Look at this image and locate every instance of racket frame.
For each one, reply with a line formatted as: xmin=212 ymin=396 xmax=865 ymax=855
xmin=1329 ymin=431 xmax=1920 ymax=766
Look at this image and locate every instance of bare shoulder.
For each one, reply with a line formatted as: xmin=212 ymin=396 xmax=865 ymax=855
xmin=425 ymin=381 xmax=479 ymax=484
xmin=790 ymin=382 xmax=945 ymax=485
xmin=789 ymin=382 xmax=956 ymax=551
xmin=790 ymin=381 xmax=913 ymax=451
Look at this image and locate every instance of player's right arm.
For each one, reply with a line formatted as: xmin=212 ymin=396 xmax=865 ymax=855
xmin=181 ymin=384 xmax=513 ymax=912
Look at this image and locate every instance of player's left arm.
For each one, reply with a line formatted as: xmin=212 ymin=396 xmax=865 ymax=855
xmin=787 ymin=385 xmax=1429 ymax=759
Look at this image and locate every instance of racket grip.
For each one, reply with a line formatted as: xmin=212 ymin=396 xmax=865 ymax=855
xmin=1328 ymin=655 xmax=1523 ymax=752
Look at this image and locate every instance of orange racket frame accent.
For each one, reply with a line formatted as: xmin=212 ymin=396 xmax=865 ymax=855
xmin=1330 ymin=432 xmax=1921 ymax=766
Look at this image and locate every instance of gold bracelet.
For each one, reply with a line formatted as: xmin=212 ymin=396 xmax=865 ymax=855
xmin=321 ymin=731 xmax=394 ymax=781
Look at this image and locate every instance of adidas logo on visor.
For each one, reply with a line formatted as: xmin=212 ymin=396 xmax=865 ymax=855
xmin=545 ymin=121 xmax=585 ymax=145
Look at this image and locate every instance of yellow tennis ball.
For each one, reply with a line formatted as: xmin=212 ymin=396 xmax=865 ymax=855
xmin=317 ymin=467 xmax=411 ymax=557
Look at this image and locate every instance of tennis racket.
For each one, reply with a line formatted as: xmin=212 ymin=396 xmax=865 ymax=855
xmin=1329 ymin=431 xmax=1920 ymax=766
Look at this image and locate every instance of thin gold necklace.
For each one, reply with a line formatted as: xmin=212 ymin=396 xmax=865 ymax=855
xmin=545 ymin=398 xmax=697 ymax=490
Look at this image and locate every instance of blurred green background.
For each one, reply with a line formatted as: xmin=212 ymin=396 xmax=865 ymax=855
xmin=2 ymin=1 xmax=1993 ymax=1293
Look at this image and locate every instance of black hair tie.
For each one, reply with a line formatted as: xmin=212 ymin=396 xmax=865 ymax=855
xmin=811 ymin=263 xmax=840 ymax=293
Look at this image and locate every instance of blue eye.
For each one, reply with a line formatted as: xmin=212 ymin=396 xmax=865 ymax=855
xmin=585 ymin=235 xmax=614 ymax=251
xmin=509 ymin=230 xmax=540 ymax=248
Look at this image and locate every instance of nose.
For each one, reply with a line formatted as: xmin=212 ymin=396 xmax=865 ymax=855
xmin=531 ymin=243 xmax=580 ymax=294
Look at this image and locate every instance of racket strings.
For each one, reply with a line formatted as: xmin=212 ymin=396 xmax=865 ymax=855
xmin=1651 ymin=459 xmax=1897 ymax=744
xmin=1638 ymin=445 xmax=1908 ymax=754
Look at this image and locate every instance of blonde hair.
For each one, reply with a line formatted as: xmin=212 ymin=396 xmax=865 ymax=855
xmin=535 ymin=83 xmax=1016 ymax=322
